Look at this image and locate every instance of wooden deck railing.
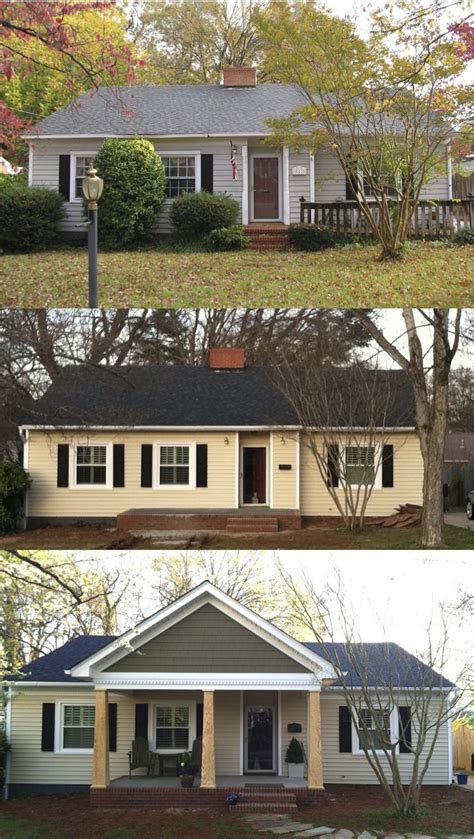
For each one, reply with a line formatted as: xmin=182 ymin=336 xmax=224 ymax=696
xmin=299 ymin=197 xmax=474 ymax=237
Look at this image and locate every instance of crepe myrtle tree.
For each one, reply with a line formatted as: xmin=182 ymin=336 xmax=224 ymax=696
xmin=278 ymin=564 xmax=469 ymax=817
xmin=266 ymin=356 xmax=411 ymax=530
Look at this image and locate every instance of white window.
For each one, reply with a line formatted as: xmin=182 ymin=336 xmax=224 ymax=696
xmin=156 ymin=444 xmax=196 ymax=489
xmin=61 ymin=704 xmax=95 ymax=752
xmin=72 ymin=442 xmax=113 ymax=489
xmin=345 ymin=445 xmax=375 ymax=486
xmin=161 ymin=154 xmax=200 ymax=198
xmin=155 ymin=704 xmax=190 ymax=751
xmin=353 ymin=707 xmax=399 ymax=754
xmin=71 ymin=154 xmax=95 ymax=200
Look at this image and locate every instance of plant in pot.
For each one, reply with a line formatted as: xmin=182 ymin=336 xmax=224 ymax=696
xmin=285 ymin=737 xmax=305 ymax=779
xmin=178 ymin=751 xmax=198 ymax=788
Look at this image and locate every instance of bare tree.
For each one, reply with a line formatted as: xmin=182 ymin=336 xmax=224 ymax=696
xmin=355 ymin=309 xmax=464 ymax=546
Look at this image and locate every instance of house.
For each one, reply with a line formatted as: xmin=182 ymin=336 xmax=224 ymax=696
xmin=23 ymin=66 xmax=453 ymax=240
xmin=19 ymin=349 xmax=423 ymax=531
xmin=4 ymin=581 xmax=454 ymax=807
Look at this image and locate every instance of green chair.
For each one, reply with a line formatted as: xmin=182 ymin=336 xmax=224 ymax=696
xmin=128 ymin=736 xmax=157 ymax=778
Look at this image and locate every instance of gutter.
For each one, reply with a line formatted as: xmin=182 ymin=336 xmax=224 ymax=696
xmin=18 ymin=425 xmax=416 ymax=433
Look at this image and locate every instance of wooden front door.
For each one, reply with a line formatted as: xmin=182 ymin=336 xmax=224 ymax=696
xmin=252 ymin=157 xmax=279 ymax=220
xmin=242 ymin=447 xmax=267 ymax=504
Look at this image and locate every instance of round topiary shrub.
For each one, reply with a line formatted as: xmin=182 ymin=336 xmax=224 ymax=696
xmin=0 ymin=175 xmax=64 ymax=253
xmin=204 ymin=226 xmax=249 ymax=251
xmin=92 ymin=138 xmax=166 ymax=249
xmin=170 ymin=191 xmax=239 ymax=238
xmin=0 ymin=460 xmax=30 ymax=534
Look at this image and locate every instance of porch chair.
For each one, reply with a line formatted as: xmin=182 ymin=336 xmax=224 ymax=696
xmin=128 ymin=736 xmax=157 ymax=778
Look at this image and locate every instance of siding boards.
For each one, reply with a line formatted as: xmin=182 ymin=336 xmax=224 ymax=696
xmin=271 ymin=431 xmax=298 ymax=509
xmin=281 ymin=692 xmax=308 ymax=777
xmin=105 ymin=604 xmax=310 ymax=673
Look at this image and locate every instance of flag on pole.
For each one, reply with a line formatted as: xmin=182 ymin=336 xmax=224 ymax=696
xmin=230 ymin=141 xmax=238 ymax=180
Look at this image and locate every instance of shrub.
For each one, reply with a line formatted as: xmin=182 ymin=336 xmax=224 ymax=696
xmin=170 ymin=191 xmax=239 ymax=237
xmin=0 ymin=175 xmax=64 ymax=253
xmin=452 ymin=227 xmax=474 ymax=246
xmin=204 ymin=226 xmax=249 ymax=251
xmin=289 ymin=223 xmax=368 ymax=251
xmin=92 ymin=138 xmax=165 ymax=249
xmin=0 ymin=460 xmax=30 ymax=534
xmin=285 ymin=737 xmax=305 ymax=764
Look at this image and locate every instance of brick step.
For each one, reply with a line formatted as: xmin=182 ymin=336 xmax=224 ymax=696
xmin=231 ymin=802 xmax=298 ymax=813
xmin=248 ymin=243 xmax=290 ymax=251
xmin=226 ymin=517 xmax=279 ymax=532
xmin=240 ymin=793 xmax=297 ymax=803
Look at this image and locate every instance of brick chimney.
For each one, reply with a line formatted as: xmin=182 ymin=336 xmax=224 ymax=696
xmin=222 ymin=66 xmax=257 ymax=87
xmin=208 ymin=348 xmax=246 ymax=369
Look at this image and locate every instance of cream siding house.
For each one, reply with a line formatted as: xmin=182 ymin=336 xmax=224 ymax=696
xmin=5 ymin=582 xmax=454 ymax=803
xmin=23 ymin=66 xmax=452 ymax=238
xmin=19 ymin=350 xmax=423 ymax=530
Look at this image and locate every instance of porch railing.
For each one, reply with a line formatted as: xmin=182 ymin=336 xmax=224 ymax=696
xmin=299 ymin=197 xmax=474 ymax=237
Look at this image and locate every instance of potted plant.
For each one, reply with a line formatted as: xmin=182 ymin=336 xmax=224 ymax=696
xmin=178 ymin=751 xmax=198 ymax=788
xmin=285 ymin=737 xmax=305 ymax=778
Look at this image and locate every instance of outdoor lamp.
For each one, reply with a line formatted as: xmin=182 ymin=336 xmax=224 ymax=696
xmin=82 ymin=166 xmax=104 ymax=308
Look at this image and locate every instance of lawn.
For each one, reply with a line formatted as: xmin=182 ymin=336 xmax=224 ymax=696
xmin=0 ymin=522 xmax=471 ymax=550
xmin=0 ymin=242 xmax=472 ymax=308
xmin=0 ymin=787 xmax=471 ymax=838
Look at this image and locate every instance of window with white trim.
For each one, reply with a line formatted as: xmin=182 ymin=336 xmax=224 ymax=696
xmin=356 ymin=708 xmax=392 ymax=752
xmin=76 ymin=445 xmax=107 ymax=485
xmin=162 ymin=156 xmax=196 ymax=197
xmin=156 ymin=704 xmax=190 ymax=750
xmin=159 ymin=445 xmax=190 ymax=486
xmin=62 ymin=704 xmax=95 ymax=750
xmin=345 ymin=445 xmax=375 ymax=486
xmin=73 ymin=155 xmax=95 ymax=199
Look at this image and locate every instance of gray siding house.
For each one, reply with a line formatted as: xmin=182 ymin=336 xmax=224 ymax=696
xmin=24 ymin=66 xmax=452 ymax=238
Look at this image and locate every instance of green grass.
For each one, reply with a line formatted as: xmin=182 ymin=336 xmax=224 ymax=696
xmin=0 ymin=242 xmax=472 ymax=307
xmin=0 ymin=814 xmax=55 ymax=838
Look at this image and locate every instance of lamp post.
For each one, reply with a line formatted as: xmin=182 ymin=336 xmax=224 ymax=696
xmin=82 ymin=166 xmax=104 ymax=307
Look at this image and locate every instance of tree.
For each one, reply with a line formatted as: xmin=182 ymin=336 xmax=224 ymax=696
xmin=355 ymin=309 xmax=464 ymax=547
xmin=278 ymin=562 xmax=470 ymax=816
xmin=257 ymin=0 xmax=473 ymax=259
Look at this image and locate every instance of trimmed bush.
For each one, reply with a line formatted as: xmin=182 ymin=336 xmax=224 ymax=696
xmin=170 ymin=191 xmax=239 ymax=237
xmin=452 ymin=227 xmax=474 ymax=246
xmin=0 ymin=460 xmax=31 ymax=534
xmin=285 ymin=737 xmax=304 ymax=764
xmin=92 ymin=138 xmax=166 ymax=249
xmin=289 ymin=223 xmax=367 ymax=251
xmin=0 ymin=175 xmax=64 ymax=253
xmin=204 ymin=226 xmax=249 ymax=251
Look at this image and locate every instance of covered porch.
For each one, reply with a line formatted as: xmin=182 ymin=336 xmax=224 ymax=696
xmin=109 ymin=774 xmax=308 ymax=788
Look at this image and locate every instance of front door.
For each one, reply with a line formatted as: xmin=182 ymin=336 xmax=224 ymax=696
xmin=241 ymin=447 xmax=267 ymax=505
xmin=245 ymin=705 xmax=275 ymax=773
xmin=252 ymin=157 xmax=279 ymax=220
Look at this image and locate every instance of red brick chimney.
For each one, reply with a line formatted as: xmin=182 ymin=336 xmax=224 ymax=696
xmin=222 ymin=66 xmax=257 ymax=87
xmin=208 ymin=348 xmax=246 ymax=369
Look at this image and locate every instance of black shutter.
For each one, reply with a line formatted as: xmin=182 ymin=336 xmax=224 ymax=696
xmin=59 ymin=154 xmax=71 ymax=201
xmin=382 ymin=444 xmax=394 ymax=488
xmin=201 ymin=154 xmax=213 ymax=193
xmin=113 ymin=444 xmax=125 ymax=488
xmin=141 ymin=444 xmax=153 ymax=488
xmin=108 ymin=703 xmax=117 ymax=752
xmin=196 ymin=444 xmax=208 ymax=488
xmin=196 ymin=703 xmax=203 ymax=739
xmin=135 ymin=703 xmax=148 ymax=739
xmin=327 ymin=444 xmax=339 ymax=488
xmin=41 ymin=703 xmax=55 ymax=752
xmin=339 ymin=706 xmax=352 ymax=753
xmin=399 ymin=706 xmax=412 ymax=753
xmin=57 ymin=444 xmax=69 ymax=487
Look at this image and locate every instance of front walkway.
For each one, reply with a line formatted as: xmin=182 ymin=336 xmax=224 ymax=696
xmin=110 ymin=775 xmax=307 ymax=789
xmin=445 ymin=508 xmax=474 ymax=531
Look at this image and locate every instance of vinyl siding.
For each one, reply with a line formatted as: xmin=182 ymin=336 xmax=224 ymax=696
xmin=289 ymin=150 xmax=312 ymax=218
xmin=271 ymin=432 xmax=298 ymax=509
xmin=26 ymin=429 xmax=238 ymax=517
xmin=281 ymin=691 xmax=308 ymax=777
xmin=300 ymin=432 xmax=423 ymax=517
xmin=105 ymin=604 xmax=311 ymax=673
xmin=215 ymin=692 xmax=241 ymax=774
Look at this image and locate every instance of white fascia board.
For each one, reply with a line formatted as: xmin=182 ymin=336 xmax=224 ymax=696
xmin=94 ymin=673 xmax=321 ymax=691
xmin=22 ymin=132 xmax=280 ymax=141
xmin=18 ymin=424 xmax=414 ymax=433
xmin=71 ymin=581 xmax=335 ymax=679
xmin=6 ymin=681 xmax=93 ymax=688
xmin=324 ymin=684 xmax=453 ymax=693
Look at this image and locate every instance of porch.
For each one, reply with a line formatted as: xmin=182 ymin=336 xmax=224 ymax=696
xmin=110 ymin=775 xmax=307 ymax=788
xmin=116 ymin=508 xmax=302 ymax=532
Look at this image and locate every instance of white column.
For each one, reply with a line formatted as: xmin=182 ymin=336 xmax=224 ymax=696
xmin=446 ymin=143 xmax=453 ymax=200
xmin=309 ymin=153 xmax=315 ymax=203
xmin=242 ymin=142 xmax=249 ymax=225
xmin=27 ymin=144 xmax=33 ymax=187
xmin=283 ymin=145 xmax=290 ymax=224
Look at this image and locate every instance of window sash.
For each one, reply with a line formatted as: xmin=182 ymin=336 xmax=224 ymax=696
xmin=357 ymin=708 xmax=391 ymax=751
xmin=75 ymin=156 xmax=95 ymax=199
xmin=63 ymin=704 xmax=95 ymax=750
xmin=345 ymin=445 xmax=375 ymax=485
xmin=159 ymin=446 xmax=190 ymax=485
xmin=155 ymin=705 xmax=189 ymax=750
xmin=76 ymin=445 xmax=107 ymax=485
xmin=162 ymin=155 xmax=196 ymax=198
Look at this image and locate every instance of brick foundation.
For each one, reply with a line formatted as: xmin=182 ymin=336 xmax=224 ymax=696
xmin=117 ymin=511 xmax=302 ymax=532
xmin=90 ymin=786 xmax=328 ymax=810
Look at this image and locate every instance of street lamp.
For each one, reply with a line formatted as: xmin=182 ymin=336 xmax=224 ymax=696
xmin=82 ymin=166 xmax=104 ymax=308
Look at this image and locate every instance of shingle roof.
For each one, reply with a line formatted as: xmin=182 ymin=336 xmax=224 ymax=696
xmin=27 ymin=83 xmax=307 ymax=137
xmin=6 ymin=636 xmax=454 ymax=689
xmin=22 ymin=365 xmax=416 ymax=428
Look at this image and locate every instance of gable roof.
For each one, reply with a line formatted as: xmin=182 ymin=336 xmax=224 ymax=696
xmin=24 ymin=83 xmax=306 ymax=139
xmin=21 ymin=365 xmax=416 ymax=429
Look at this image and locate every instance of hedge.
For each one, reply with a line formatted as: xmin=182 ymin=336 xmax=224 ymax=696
xmin=0 ymin=175 xmax=64 ymax=253
xmin=170 ymin=191 xmax=239 ymax=237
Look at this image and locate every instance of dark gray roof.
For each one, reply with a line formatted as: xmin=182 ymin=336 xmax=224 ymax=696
xmin=28 ymin=83 xmax=306 ymax=137
xmin=6 ymin=636 xmax=454 ymax=689
xmin=22 ymin=365 xmax=416 ymax=428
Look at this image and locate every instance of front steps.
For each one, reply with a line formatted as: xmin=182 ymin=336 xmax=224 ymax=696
xmin=226 ymin=515 xmax=279 ymax=533
xmin=245 ymin=224 xmax=290 ymax=251
xmin=231 ymin=788 xmax=298 ymax=813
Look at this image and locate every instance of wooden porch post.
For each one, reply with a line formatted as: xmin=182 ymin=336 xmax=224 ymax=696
xmin=201 ymin=689 xmax=216 ymax=788
xmin=91 ymin=689 xmax=109 ymax=789
xmin=307 ymin=690 xmax=324 ymax=789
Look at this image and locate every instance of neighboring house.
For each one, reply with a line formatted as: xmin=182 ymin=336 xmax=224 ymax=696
xmin=23 ymin=66 xmax=453 ymax=238
xmin=19 ymin=349 xmax=423 ymax=530
xmin=444 ymin=432 xmax=474 ymax=507
xmin=4 ymin=582 xmax=454 ymax=804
